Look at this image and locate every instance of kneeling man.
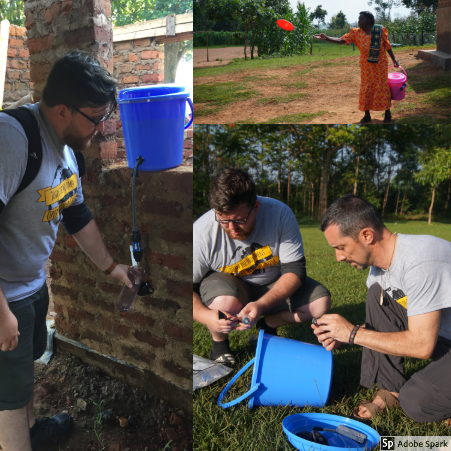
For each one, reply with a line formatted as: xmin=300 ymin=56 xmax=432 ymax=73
xmin=315 ymin=194 xmax=451 ymax=422
xmin=193 ymin=168 xmax=331 ymax=364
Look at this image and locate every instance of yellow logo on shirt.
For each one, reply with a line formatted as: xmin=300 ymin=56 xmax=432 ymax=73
xmin=396 ymin=296 xmax=408 ymax=309
xmin=37 ymin=173 xmax=78 ymax=206
xmin=41 ymin=194 xmax=77 ymax=222
xmin=219 ymin=245 xmax=279 ymax=276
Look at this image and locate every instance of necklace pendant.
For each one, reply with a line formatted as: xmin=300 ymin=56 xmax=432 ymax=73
xmin=380 ymin=291 xmax=384 ymax=306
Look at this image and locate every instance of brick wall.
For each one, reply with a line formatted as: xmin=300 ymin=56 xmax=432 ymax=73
xmin=50 ymin=165 xmax=193 ymax=406
xmin=3 ymin=25 xmax=31 ymax=102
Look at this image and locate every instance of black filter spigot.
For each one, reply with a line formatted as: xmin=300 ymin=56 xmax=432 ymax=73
xmin=132 ymin=227 xmax=142 ymax=263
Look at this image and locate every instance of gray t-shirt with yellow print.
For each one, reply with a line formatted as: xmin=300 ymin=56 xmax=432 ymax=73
xmin=366 ymin=233 xmax=451 ymax=341
xmin=193 ymin=196 xmax=305 ymax=286
xmin=0 ymin=102 xmax=84 ymax=302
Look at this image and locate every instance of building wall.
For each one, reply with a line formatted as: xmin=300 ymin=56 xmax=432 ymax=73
xmin=437 ymin=0 xmax=451 ymax=54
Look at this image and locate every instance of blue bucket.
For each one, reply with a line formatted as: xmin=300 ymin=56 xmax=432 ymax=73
xmin=218 ymin=330 xmax=333 ymax=409
xmin=117 ymin=84 xmax=193 ymax=171
xmin=283 ymin=413 xmax=380 ymax=451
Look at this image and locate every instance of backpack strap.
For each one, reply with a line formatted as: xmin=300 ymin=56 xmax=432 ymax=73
xmin=1 ymin=107 xmax=43 ymax=196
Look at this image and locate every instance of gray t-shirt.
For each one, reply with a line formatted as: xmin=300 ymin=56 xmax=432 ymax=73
xmin=367 ymin=233 xmax=451 ymax=341
xmin=193 ymin=196 xmax=305 ymax=285
xmin=0 ymin=103 xmax=84 ymax=302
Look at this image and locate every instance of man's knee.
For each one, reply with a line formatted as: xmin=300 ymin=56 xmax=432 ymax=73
xmin=399 ymin=378 xmax=449 ymax=423
xmin=310 ymin=296 xmax=331 ymax=318
xmin=209 ymin=295 xmax=243 ymax=315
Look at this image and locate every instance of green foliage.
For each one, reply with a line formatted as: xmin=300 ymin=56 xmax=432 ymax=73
xmin=368 ymin=0 xmax=401 ymax=21
xmin=0 ymin=0 xmax=192 ymax=27
xmin=328 ymin=11 xmax=349 ymax=30
xmin=194 ymin=31 xmax=247 ymax=47
xmin=380 ymin=12 xmax=436 ymax=45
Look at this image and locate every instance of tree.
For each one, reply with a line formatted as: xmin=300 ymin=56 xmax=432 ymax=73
xmin=367 ymin=0 xmax=400 ymax=21
xmin=400 ymin=0 xmax=438 ymax=13
xmin=414 ymin=147 xmax=451 ymax=225
xmin=329 ymin=11 xmax=349 ymax=29
xmin=309 ymin=5 xmax=327 ymax=29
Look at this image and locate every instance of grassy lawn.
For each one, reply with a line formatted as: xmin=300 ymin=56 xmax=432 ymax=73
xmin=194 ymin=221 xmax=451 ymax=450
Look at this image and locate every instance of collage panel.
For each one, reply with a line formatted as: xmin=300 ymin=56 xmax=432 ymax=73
xmin=194 ymin=1 xmax=449 ymax=125
xmin=1 ymin=2 xmax=193 ymax=451
xmin=193 ymin=124 xmax=451 ymax=451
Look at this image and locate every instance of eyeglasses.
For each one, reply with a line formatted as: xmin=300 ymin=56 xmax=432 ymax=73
xmin=69 ymin=104 xmax=116 ymax=127
xmin=214 ymin=205 xmax=254 ymax=225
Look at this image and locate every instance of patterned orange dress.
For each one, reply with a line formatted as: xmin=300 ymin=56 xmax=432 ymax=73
xmin=341 ymin=27 xmax=392 ymax=111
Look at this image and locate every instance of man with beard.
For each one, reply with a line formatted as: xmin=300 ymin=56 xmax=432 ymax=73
xmin=0 ymin=50 xmax=133 ymax=451
xmin=314 ymin=195 xmax=451 ymax=423
xmin=193 ymin=168 xmax=331 ymax=364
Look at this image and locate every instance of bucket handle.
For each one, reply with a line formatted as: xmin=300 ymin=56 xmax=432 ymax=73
xmin=217 ymin=357 xmax=261 ymax=409
xmin=185 ymin=97 xmax=193 ymax=130
xmin=388 ymin=65 xmax=407 ymax=81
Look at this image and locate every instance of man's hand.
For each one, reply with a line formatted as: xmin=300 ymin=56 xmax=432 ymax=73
xmin=109 ymin=264 xmax=133 ymax=288
xmin=205 ymin=309 xmax=239 ymax=334
xmin=313 ymin=314 xmax=354 ymax=345
xmin=314 ymin=33 xmax=327 ymax=40
xmin=312 ymin=322 xmax=343 ymax=351
xmin=393 ymin=59 xmax=400 ymax=67
xmin=0 ymin=308 xmax=20 ymax=352
xmin=235 ymin=302 xmax=262 ymax=331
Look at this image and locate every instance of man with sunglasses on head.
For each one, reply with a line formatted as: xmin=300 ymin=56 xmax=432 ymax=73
xmin=193 ymin=168 xmax=331 ymax=365
xmin=0 ymin=50 xmax=133 ymax=451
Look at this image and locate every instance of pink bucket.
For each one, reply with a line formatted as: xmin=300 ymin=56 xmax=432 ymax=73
xmin=388 ymin=65 xmax=407 ymax=101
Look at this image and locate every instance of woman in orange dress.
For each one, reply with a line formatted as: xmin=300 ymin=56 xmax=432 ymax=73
xmin=314 ymin=11 xmax=400 ymax=123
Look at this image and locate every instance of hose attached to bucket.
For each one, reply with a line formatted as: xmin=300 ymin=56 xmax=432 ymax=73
xmin=132 ymin=156 xmax=145 ymax=263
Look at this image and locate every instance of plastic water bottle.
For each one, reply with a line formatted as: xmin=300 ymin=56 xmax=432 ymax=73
xmin=116 ymin=266 xmax=145 ymax=312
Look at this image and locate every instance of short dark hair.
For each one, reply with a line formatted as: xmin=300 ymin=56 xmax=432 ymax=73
xmin=359 ymin=11 xmax=375 ymax=27
xmin=320 ymin=195 xmax=384 ymax=240
xmin=209 ymin=168 xmax=257 ymax=213
xmin=41 ymin=50 xmax=118 ymax=114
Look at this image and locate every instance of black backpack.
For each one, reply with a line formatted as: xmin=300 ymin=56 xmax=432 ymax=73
xmin=0 ymin=106 xmax=85 ymax=197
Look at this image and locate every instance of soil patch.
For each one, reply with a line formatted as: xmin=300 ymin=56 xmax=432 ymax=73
xmin=28 ymin=348 xmax=192 ymax=451
xmin=194 ymin=47 xmax=256 ymax=68
xmin=194 ymin=49 xmax=450 ymax=124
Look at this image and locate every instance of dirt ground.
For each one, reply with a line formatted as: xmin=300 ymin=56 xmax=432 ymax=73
xmin=194 ymin=47 xmax=256 ymax=68
xmin=194 ymin=48 xmax=449 ymax=124
xmin=31 ymin=349 xmax=192 ymax=451
xmin=2 ymin=262 xmax=193 ymax=451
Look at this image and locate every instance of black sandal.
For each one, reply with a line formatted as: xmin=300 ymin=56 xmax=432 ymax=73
xmin=208 ymin=350 xmax=235 ymax=365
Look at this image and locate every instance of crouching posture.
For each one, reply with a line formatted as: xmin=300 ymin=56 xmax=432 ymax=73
xmin=193 ymin=168 xmax=331 ymax=365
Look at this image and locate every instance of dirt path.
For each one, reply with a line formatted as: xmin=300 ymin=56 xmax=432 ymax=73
xmin=194 ymin=47 xmax=256 ymax=68
xmin=194 ymin=48 xmax=449 ymax=124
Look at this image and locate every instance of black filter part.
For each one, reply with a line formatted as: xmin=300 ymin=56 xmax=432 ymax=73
xmin=295 ymin=431 xmax=329 ymax=446
xmin=138 ymin=282 xmax=154 ymax=297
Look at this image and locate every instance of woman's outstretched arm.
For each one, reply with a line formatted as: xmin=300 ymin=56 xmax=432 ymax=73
xmin=313 ymin=33 xmax=346 ymax=44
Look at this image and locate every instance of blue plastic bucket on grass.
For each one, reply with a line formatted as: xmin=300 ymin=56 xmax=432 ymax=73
xmin=283 ymin=413 xmax=380 ymax=451
xmin=118 ymin=84 xmax=193 ymax=171
xmin=218 ymin=330 xmax=333 ymax=409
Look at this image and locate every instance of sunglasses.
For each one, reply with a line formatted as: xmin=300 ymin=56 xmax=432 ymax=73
xmin=214 ymin=205 xmax=254 ymax=225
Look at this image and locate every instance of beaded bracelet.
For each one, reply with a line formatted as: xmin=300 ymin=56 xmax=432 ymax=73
xmin=349 ymin=324 xmax=361 ymax=345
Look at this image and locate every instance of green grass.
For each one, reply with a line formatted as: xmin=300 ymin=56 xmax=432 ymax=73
xmin=422 ymin=87 xmax=451 ymax=107
xmin=408 ymin=74 xmax=451 ymax=92
xmin=263 ymin=111 xmax=328 ymax=123
xmin=257 ymin=93 xmax=308 ymax=105
xmin=195 ymin=82 xmax=258 ymax=106
xmin=194 ymin=106 xmax=222 ymax=117
xmin=194 ymin=45 xmax=246 ymax=49
xmin=194 ymin=221 xmax=451 ymax=450
xmin=395 ymin=116 xmax=449 ymax=125
xmin=283 ymin=81 xmax=308 ymax=89
xmin=194 ymin=41 xmax=359 ymax=79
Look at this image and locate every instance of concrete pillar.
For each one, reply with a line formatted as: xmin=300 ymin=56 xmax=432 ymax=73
xmin=437 ymin=0 xmax=450 ymax=54
xmin=417 ymin=0 xmax=451 ymax=71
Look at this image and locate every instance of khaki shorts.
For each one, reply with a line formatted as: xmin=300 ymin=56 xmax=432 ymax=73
xmin=0 ymin=283 xmax=49 ymax=411
xmin=199 ymin=271 xmax=330 ymax=315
